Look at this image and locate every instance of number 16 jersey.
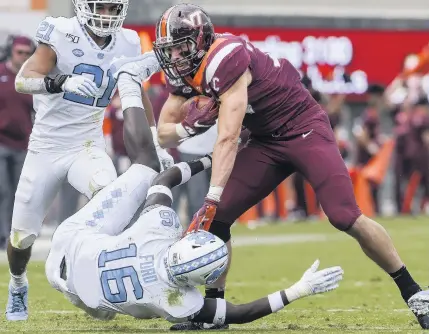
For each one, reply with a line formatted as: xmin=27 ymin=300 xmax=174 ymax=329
xmin=31 ymin=16 xmax=141 ymax=152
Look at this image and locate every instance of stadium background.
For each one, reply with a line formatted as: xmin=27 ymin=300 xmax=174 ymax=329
xmin=0 ymin=1 xmax=429 ymax=332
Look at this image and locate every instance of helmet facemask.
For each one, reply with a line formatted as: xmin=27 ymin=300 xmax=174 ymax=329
xmin=154 ymin=35 xmax=206 ymax=81
xmin=73 ymin=0 xmax=129 ymax=38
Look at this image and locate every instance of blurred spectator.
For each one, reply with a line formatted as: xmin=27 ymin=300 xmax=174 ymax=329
xmin=105 ymin=93 xmax=131 ymax=174
xmin=353 ymin=103 xmax=383 ymax=214
xmin=0 ymin=35 xmax=34 ymax=248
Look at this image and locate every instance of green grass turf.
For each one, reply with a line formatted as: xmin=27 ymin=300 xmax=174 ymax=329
xmin=0 ymin=217 xmax=428 ymax=333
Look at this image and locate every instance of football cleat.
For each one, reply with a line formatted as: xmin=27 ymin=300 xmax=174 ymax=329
xmin=407 ymin=290 xmax=429 ymax=329
xmin=5 ymin=284 xmax=28 ymax=321
xmin=170 ymin=321 xmax=229 ymax=331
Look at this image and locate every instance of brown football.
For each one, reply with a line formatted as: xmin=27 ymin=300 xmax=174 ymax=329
xmin=179 ymin=95 xmax=219 ymax=120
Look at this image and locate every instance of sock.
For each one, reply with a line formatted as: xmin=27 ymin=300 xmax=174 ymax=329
xmin=205 ymin=288 xmax=225 ymax=299
xmin=10 ymin=271 xmax=28 ymax=289
xmin=389 ymin=266 xmax=421 ymax=302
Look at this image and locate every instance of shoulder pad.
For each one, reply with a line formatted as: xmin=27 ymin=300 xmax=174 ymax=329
xmin=35 ymin=16 xmax=75 ymax=47
xmin=204 ymin=38 xmax=249 ymax=96
xmin=121 ymin=28 xmax=140 ymax=46
xmin=118 ymin=28 xmax=141 ymax=56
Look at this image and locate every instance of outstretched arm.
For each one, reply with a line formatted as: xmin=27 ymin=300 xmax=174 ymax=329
xmin=190 ymin=260 xmax=343 ymax=325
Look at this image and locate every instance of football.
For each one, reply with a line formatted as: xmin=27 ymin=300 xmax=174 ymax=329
xmin=179 ymin=95 xmax=219 ymax=121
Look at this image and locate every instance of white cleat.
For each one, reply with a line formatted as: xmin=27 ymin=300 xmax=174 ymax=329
xmin=408 ymin=290 xmax=429 ymax=329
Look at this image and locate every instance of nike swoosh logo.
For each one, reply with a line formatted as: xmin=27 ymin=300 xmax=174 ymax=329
xmin=194 ymin=121 xmax=211 ymax=128
xmin=302 ymin=129 xmax=314 ymax=139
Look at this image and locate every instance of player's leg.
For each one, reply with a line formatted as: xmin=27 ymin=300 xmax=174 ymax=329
xmin=290 ymin=116 xmax=429 ymax=328
xmin=67 ymin=146 xmax=118 ymax=200
xmin=171 ymin=144 xmax=293 ymax=331
xmin=6 ymin=151 xmax=64 ymax=321
xmin=64 ymin=162 xmax=157 ymax=237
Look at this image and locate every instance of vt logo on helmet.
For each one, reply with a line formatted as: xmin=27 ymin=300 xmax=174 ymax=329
xmin=73 ymin=0 xmax=129 ymax=37
xmin=153 ymin=4 xmax=215 ymax=80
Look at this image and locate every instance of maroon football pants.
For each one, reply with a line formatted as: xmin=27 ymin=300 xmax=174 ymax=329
xmin=210 ymin=112 xmax=362 ymax=241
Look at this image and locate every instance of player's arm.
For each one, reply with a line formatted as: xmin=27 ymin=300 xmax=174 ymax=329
xmin=15 ymin=43 xmax=59 ymax=94
xmin=120 ymin=73 xmax=160 ymax=172
xmin=142 ymin=86 xmax=156 ymax=127
xmin=16 ymin=18 xmax=99 ymax=97
xmin=209 ymin=70 xmax=250 ymax=196
xmin=144 ymin=155 xmax=212 ymax=209
xmin=157 ymin=93 xmax=188 ymax=148
xmin=141 ymin=86 xmax=175 ymax=170
xmin=190 ymin=260 xmax=343 ymax=325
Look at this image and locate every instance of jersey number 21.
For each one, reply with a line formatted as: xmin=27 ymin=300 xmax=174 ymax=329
xmin=64 ymin=64 xmax=117 ymax=108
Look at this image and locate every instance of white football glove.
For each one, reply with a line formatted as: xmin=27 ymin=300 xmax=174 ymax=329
xmin=151 ymin=127 xmax=174 ymax=171
xmin=62 ymin=75 xmax=100 ymax=97
xmin=285 ymin=259 xmax=343 ymax=302
xmin=157 ymin=147 xmax=175 ymax=172
xmin=111 ymin=51 xmax=161 ymax=82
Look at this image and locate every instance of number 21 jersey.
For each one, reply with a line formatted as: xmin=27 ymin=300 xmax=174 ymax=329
xmin=31 ymin=16 xmax=141 ymax=152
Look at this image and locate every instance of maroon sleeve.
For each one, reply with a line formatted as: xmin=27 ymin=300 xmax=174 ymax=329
xmin=205 ymin=42 xmax=250 ymax=96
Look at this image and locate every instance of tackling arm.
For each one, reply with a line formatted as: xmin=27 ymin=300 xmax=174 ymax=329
xmin=120 ymin=73 xmax=160 ymax=172
xmin=144 ymin=155 xmax=212 ymax=209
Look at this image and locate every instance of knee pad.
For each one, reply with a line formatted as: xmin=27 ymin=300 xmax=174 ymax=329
xmin=10 ymin=229 xmax=37 ymax=249
xmin=209 ymin=220 xmax=232 ymax=243
xmin=88 ymin=170 xmax=116 ymax=199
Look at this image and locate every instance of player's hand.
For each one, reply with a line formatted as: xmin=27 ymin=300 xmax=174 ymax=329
xmin=150 ymin=126 xmax=174 ymax=171
xmin=156 ymin=147 xmax=174 ymax=171
xmin=185 ymin=198 xmax=218 ymax=234
xmin=181 ymin=97 xmax=218 ymax=137
xmin=285 ymin=260 xmax=343 ymax=302
xmin=62 ymin=75 xmax=100 ymax=97
xmin=111 ymin=51 xmax=161 ymax=82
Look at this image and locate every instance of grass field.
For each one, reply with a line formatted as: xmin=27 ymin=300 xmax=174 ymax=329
xmin=0 ymin=217 xmax=428 ymax=333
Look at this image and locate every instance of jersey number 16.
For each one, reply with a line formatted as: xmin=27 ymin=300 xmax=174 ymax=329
xmin=98 ymin=243 xmax=144 ymax=304
xmin=64 ymin=64 xmax=117 ymax=108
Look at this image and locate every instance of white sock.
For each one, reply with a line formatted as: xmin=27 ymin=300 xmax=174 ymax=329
xmin=10 ymin=271 xmax=28 ymax=289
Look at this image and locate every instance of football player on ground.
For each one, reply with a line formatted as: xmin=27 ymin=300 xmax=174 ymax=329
xmin=45 ymin=63 xmax=344 ymax=324
xmin=148 ymin=3 xmax=429 ymax=330
xmin=6 ymin=0 xmax=173 ymax=321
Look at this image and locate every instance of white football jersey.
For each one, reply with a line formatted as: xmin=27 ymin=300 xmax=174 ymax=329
xmin=68 ymin=206 xmax=204 ymax=322
xmin=31 ymin=16 xmax=141 ymax=152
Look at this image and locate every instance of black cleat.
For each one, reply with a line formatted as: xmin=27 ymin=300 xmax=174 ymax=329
xmin=170 ymin=322 xmax=229 ymax=331
xmin=408 ymin=290 xmax=429 ymax=329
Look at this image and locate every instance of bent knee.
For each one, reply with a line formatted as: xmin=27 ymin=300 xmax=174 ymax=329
xmin=325 ymin=205 xmax=362 ymax=231
xmin=10 ymin=229 xmax=37 ymax=249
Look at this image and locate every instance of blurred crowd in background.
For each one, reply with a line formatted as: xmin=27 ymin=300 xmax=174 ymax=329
xmin=0 ymin=0 xmax=429 ymax=247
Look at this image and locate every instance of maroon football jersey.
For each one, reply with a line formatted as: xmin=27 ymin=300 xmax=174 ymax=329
xmin=165 ymin=34 xmax=321 ymax=136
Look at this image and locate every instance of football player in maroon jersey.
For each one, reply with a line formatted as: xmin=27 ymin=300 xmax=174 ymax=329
xmin=153 ymin=3 xmax=429 ymax=330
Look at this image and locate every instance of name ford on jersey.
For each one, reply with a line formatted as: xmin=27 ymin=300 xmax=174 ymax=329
xmin=139 ymin=254 xmax=158 ymax=284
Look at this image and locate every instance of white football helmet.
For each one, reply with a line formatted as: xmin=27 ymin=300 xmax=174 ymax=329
xmin=73 ymin=0 xmax=129 ymax=37
xmin=166 ymin=231 xmax=228 ymax=287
